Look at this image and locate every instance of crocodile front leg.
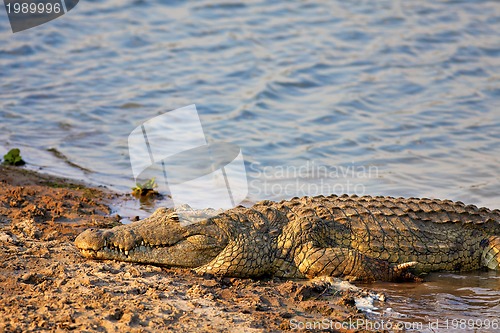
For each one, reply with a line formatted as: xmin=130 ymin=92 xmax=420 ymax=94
xmin=194 ymin=234 xmax=276 ymax=278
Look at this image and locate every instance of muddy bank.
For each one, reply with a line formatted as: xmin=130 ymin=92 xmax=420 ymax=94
xmin=0 ymin=166 xmax=374 ymax=332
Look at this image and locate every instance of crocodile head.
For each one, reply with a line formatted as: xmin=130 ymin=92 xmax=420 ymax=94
xmin=75 ymin=208 xmax=228 ymax=268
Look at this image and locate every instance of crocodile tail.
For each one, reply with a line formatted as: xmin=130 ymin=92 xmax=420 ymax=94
xmin=481 ymin=236 xmax=500 ymax=270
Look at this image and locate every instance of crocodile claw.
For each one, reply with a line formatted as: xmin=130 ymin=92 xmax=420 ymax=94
xmin=391 ymin=261 xmax=421 ymax=282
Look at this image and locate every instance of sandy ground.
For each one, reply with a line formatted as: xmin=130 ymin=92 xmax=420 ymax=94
xmin=0 ymin=166 xmax=376 ymax=333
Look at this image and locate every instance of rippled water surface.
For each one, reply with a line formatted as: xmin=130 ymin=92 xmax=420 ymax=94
xmin=367 ymin=271 xmax=500 ymax=332
xmin=1 ymin=0 xmax=499 ymax=327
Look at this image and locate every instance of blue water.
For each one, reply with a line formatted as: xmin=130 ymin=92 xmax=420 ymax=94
xmin=0 ymin=0 xmax=499 ymax=326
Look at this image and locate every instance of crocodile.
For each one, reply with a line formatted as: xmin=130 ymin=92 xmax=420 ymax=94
xmin=75 ymin=195 xmax=500 ymax=282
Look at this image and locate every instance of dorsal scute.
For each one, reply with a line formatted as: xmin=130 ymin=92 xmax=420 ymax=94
xmin=269 ymin=194 xmax=498 ymax=228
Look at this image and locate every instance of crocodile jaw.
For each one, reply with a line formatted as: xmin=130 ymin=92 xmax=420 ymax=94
xmin=75 ymin=215 xmax=228 ymax=268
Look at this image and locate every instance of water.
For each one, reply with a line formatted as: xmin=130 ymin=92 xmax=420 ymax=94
xmin=367 ymin=271 xmax=500 ymax=332
xmin=1 ymin=0 xmax=499 ymax=325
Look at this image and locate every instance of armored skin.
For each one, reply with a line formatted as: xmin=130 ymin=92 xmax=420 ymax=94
xmin=75 ymin=195 xmax=500 ymax=282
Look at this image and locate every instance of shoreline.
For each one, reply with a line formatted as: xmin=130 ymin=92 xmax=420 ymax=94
xmin=0 ymin=165 xmax=370 ymax=332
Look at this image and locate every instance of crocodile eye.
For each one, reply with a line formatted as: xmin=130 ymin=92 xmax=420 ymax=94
xmin=168 ymin=212 xmax=180 ymax=222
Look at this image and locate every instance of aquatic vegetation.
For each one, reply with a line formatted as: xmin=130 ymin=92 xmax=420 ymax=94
xmin=3 ymin=148 xmax=25 ymax=166
xmin=132 ymin=177 xmax=159 ymax=198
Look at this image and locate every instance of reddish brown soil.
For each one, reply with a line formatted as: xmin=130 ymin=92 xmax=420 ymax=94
xmin=0 ymin=166 xmax=373 ymax=333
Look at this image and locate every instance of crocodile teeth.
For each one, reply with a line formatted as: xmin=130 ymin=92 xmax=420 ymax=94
xmin=124 ymin=250 xmax=129 ymax=256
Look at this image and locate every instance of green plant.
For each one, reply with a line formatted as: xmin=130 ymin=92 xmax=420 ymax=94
xmin=3 ymin=148 xmax=25 ymax=166
xmin=132 ymin=177 xmax=159 ymax=197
